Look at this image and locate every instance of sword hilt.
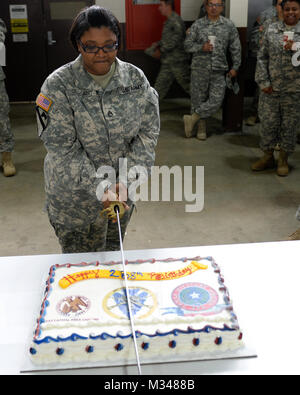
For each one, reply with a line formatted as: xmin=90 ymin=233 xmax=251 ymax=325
xmin=101 ymin=201 xmax=125 ymax=221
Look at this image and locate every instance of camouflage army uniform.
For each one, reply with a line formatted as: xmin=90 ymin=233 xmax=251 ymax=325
xmin=184 ymin=16 xmax=241 ymax=118
xmin=154 ymin=11 xmax=190 ymax=100
xmin=255 ymin=21 xmax=300 ymax=154
xmin=37 ymin=56 xmax=160 ymax=253
xmin=0 ymin=18 xmax=14 ymax=153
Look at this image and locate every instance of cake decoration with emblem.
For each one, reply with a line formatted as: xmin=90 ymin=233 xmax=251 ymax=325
xmin=56 ymin=296 xmax=90 ymax=317
xmin=103 ymin=287 xmax=157 ymax=320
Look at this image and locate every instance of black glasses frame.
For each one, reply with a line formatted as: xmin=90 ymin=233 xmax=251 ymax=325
xmin=80 ymin=41 xmax=119 ymax=54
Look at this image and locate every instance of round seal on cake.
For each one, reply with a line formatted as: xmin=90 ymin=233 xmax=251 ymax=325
xmin=172 ymin=282 xmax=219 ymax=314
xmin=56 ymin=295 xmax=91 ymax=317
xmin=103 ymin=286 xmax=157 ymax=320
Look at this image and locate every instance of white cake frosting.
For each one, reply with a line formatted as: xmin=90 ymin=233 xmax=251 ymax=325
xmin=29 ymin=256 xmax=244 ymax=365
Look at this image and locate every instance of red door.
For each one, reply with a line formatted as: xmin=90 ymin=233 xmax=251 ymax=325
xmin=126 ymin=0 xmax=181 ymax=50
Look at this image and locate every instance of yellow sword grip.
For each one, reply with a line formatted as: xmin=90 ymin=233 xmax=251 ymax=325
xmin=100 ymin=201 xmax=125 ymax=221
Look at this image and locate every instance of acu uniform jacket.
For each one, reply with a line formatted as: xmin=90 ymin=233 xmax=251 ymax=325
xmin=36 ymin=56 xmax=160 ymax=229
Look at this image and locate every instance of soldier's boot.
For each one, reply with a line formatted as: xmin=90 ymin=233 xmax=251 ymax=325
xmin=274 ymin=143 xmax=281 ymax=151
xmin=1 ymin=152 xmax=16 ymax=177
xmin=245 ymin=115 xmax=258 ymax=126
xmin=277 ymin=149 xmax=289 ymax=177
xmin=251 ymin=150 xmax=275 ymax=172
xmin=183 ymin=112 xmax=201 ymax=138
xmin=196 ymin=119 xmax=207 ymax=140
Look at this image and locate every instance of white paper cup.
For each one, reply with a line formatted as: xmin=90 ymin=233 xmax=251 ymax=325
xmin=283 ymin=31 xmax=294 ymax=47
xmin=208 ymin=35 xmax=216 ymax=48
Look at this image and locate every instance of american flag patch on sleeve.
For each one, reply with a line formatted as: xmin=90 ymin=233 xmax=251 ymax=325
xmin=36 ymin=93 xmax=53 ymax=112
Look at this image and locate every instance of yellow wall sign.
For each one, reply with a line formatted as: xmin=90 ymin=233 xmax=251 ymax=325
xmin=9 ymin=5 xmax=29 ymax=33
xmin=11 ymin=19 xmax=29 ymax=33
xmin=59 ymin=261 xmax=208 ymax=289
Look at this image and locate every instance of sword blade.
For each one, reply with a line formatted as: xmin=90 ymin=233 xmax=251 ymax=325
xmin=115 ymin=206 xmax=142 ymax=375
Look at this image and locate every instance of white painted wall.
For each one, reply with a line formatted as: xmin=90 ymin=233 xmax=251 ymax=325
xmin=95 ymin=0 xmax=126 ymax=22
xmin=229 ymin=0 xmax=249 ymax=27
xmin=181 ymin=0 xmax=203 ymax=21
xmin=95 ymin=0 xmax=248 ymax=27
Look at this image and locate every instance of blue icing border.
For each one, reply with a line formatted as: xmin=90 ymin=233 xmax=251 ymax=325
xmin=34 ymin=324 xmax=236 ymax=345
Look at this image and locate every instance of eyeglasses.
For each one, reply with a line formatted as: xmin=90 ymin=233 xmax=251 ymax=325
xmin=80 ymin=41 xmax=119 ymax=54
xmin=207 ymin=3 xmax=224 ymax=7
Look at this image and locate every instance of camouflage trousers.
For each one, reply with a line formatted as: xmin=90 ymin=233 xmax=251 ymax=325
xmin=154 ymin=61 xmax=190 ymax=100
xmin=258 ymin=91 xmax=300 ymax=154
xmin=0 ymin=80 xmax=14 ymax=153
xmin=50 ymin=204 xmax=134 ymax=254
xmin=191 ymin=69 xmax=226 ymax=118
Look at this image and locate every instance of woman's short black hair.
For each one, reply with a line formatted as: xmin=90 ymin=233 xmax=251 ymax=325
xmin=281 ymin=0 xmax=300 ymax=8
xmin=69 ymin=6 xmax=121 ymax=52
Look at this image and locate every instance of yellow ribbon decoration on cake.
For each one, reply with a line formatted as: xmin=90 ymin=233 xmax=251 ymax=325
xmin=58 ymin=261 xmax=208 ymax=289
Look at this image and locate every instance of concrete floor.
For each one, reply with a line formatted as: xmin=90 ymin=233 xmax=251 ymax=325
xmin=0 ymin=99 xmax=300 ymax=257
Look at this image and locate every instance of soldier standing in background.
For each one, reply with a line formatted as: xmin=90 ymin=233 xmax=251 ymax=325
xmin=0 ymin=18 xmax=16 ymax=177
xmin=246 ymin=0 xmax=280 ymax=127
xmin=183 ymin=0 xmax=241 ymax=140
xmin=36 ymin=6 xmax=160 ymax=253
xmin=253 ymin=0 xmax=300 ymax=177
xmin=149 ymin=0 xmax=190 ymax=101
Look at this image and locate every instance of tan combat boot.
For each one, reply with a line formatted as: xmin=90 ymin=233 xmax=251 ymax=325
xmin=245 ymin=115 xmax=258 ymax=126
xmin=183 ymin=113 xmax=201 ymax=138
xmin=251 ymin=150 xmax=275 ymax=171
xmin=196 ymin=119 xmax=207 ymax=140
xmin=1 ymin=152 xmax=16 ymax=177
xmin=277 ymin=149 xmax=289 ymax=177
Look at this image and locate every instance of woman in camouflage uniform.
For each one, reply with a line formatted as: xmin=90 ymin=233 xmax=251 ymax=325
xmin=152 ymin=0 xmax=190 ymax=101
xmin=253 ymin=0 xmax=300 ymax=176
xmin=36 ymin=7 xmax=160 ymax=253
xmin=183 ymin=0 xmax=241 ymax=140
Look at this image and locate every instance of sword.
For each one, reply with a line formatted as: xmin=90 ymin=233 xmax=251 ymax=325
xmin=114 ymin=203 xmax=142 ymax=376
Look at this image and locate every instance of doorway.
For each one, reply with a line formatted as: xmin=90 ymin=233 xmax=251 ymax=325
xmin=0 ymin=0 xmax=94 ymax=101
xmin=125 ymin=0 xmax=181 ymax=50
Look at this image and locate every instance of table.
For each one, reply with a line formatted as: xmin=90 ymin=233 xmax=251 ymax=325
xmin=1 ymin=241 xmax=299 ymax=375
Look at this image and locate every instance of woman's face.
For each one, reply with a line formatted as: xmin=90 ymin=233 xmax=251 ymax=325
xmin=283 ymin=1 xmax=300 ymax=26
xmin=78 ymin=27 xmax=118 ymax=75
